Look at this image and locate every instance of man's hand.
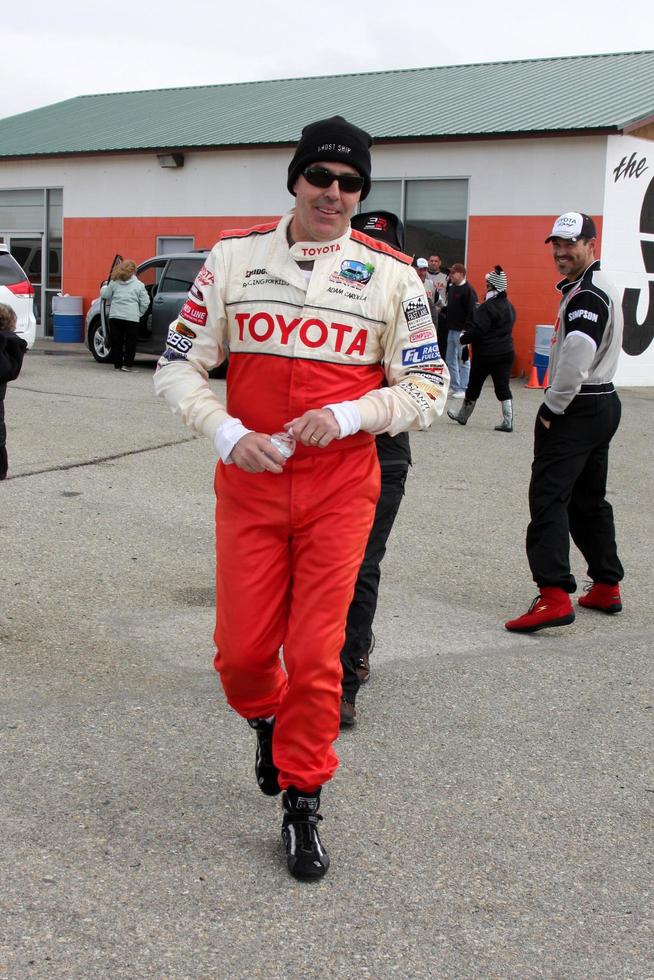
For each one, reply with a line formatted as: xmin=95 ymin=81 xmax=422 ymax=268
xmin=285 ymin=408 xmax=340 ymax=448
xmin=229 ymin=432 xmax=285 ymax=473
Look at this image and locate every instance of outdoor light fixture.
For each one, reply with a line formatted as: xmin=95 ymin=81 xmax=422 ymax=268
xmin=157 ymin=153 xmax=184 ymax=169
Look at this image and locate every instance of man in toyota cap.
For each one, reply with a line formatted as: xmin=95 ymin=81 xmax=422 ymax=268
xmin=154 ymin=115 xmax=448 ymax=880
xmin=505 ymin=211 xmax=624 ymax=634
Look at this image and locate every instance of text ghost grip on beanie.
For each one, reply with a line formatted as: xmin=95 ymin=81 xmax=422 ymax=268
xmin=287 ymin=115 xmax=373 ymax=200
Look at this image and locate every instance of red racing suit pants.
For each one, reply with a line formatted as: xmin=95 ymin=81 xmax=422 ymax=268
xmin=213 ymin=442 xmax=380 ymax=792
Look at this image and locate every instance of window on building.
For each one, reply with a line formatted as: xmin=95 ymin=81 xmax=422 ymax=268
xmin=156 ymin=236 xmax=195 ymax=255
xmin=364 ymin=181 xmax=402 ymax=217
xmin=364 ymin=178 xmax=469 ymax=267
xmin=405 ymin=179 xmax=468 ymax=267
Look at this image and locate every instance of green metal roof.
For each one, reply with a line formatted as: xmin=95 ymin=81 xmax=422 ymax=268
xmin=1 ymin=50 xmax=653 ymax=159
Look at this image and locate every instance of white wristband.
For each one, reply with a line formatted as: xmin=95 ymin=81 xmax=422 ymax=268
xmin=213 ymin=417 xmax=253 ymax=463
xmin=323 ymin=401 xmax=361 ymax=438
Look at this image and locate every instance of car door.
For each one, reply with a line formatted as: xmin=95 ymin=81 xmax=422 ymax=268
xmin=133 ymin=258 xmax=168 ymax=353
xmin=149 ymin=256 xmax=206 ymax=353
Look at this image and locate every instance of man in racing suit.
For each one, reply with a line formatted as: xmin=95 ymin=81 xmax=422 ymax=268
xmin=154 ymin=116 xmax=448 ymax=880
xmin=505 ymin=212 xmax=624 ymax=633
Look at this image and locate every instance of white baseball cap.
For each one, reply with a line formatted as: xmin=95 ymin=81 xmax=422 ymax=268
xmin=416 ymin=257 xmax=429 ymax=269
xmin=545 ymin=212 xmax=597 ymax=243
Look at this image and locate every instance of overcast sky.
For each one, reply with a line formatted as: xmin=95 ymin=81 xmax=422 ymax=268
xmin=2 ymin=0 xmax=652 ymax=119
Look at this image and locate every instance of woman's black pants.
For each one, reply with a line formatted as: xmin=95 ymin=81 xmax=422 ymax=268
xmin=110 ymin=318 xmax=138 ymax=369
xmin=465 ymin=350 xmax=514 ymax=402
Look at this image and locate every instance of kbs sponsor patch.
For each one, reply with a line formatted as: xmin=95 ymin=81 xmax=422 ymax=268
xmin=403 ymin=296 xmax=431 ymax=328
xmin=401 ymin=342 xmax=441 ymax=366
xmin=161 ymin=348 xmax=188 ymax=363
xmin=174 ymin=322 xmax=197 ymax=339
xmin=408 ymin=327 xmax=436 ymax=343
xmin=166 ymin=327 xmax=193 ymax=354
xmin=195 ymin=265 xmax=215 ymax=287
xmin=180 ymin=300 xmax=208 ymax=327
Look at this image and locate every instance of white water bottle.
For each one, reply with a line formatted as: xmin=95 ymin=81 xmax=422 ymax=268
xmin=270 ymin=432 xmax=296 ymax=460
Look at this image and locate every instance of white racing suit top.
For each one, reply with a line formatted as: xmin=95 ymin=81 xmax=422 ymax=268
xmin=153 ymin=213 xmax=449 ymax=455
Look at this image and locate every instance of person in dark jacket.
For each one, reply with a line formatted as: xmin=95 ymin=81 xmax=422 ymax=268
xmin=447 ymin=265 xmax=516 ymax=431
xmin=444 ymin=263 xmax=478 ymax=397
xmin=340 ymin=211 xmax=414 ymax=727
xmin=0 ymin=303 xmax=28 ymax=480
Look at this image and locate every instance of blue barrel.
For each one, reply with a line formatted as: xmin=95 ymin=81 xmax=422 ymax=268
xmin=534 ymin=324 xmax=554 ymax=384
xmin=53 ymin=296 xmax=83 ymax=342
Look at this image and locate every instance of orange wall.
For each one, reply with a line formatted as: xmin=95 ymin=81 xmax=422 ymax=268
xmin=467 ymin=215 xmax=603 ymax=376
xmin=63 ymin=215 xmax=278 ymax=318
xmin=63 ymin=213 xmax=603 ymax=374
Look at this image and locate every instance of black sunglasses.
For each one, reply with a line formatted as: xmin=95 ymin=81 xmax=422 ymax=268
xmin=302 ymin=166 xmax=364 ymax=193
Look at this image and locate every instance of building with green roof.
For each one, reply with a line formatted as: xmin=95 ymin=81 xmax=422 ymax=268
xmin=0 ymin=50 xmax=653 ymax=381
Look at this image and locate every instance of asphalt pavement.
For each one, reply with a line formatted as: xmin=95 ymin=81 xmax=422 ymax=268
xmin=1 ymin=340 xmax=652 ymax=979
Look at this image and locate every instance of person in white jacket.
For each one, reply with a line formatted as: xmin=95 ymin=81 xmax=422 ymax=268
xmin=100 ymin=260 xmax=149 ymax=371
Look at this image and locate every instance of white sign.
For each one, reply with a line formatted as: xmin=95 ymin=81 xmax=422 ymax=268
xmin=602 ymin=135 xmax=654 ymax=385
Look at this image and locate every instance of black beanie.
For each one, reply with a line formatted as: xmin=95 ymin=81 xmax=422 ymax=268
xmin=287 ymin=115 xmax=373 ymax=200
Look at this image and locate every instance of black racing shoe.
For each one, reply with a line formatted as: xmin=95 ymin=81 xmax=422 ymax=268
xmin=247 ymin=717 xmax=280 ymax=796
xmin=281 ymin=787 xmax=329 ymax=881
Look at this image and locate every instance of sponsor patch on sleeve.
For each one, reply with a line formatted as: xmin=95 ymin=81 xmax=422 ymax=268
xmin=180 ymin=299 xmax=208 ymax=327
xmin=161 ymin=348 xmax=189 ymax=363
xmin=195 ymin=265 xmax=215 ymax=287
xmin=166 ymin=327 xmax=194 ymax=354
xmin=407 ymin=367 xmax=445 ymax=386
xmin=403 ymin=296 xmax=433 ymax=330
xmin=397 ymin=379 xmax=431 ymax=412
xmin=401 ymin=342 xmax=441 ymax=366
xmin=408 ymin=326 xmax=437 ymax=343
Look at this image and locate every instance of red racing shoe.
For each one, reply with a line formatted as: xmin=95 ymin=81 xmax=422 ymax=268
xmin=505 ymin=587 xmax=575 ymax=633
xmin=578 ymin=582 xmax=622 ymax=614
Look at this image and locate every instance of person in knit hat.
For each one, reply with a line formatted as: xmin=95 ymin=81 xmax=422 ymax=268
xmin=447 ymin=264 xmax=516 ymax=432
xmin=154 ymin=115 xmax=448 ymax=881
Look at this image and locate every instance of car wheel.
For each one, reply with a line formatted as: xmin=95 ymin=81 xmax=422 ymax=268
xmin=88 ymin=317 xmax=112 ymax=363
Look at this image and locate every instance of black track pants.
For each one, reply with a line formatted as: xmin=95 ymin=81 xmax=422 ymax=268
xmin=526 ymin=391 xmax=623 ymax=592
xmin=340 ymin=466 xmax=408 ymax=702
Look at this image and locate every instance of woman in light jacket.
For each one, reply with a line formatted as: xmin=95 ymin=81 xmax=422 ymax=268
xmin=100 ymin=260 xmax=149 ymax=371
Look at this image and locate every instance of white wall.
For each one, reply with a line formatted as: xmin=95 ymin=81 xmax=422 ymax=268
xmin=603 ymin=134 xmax=654 ymax=385
xmin=0 ymin=135 xmax=607 ymax=219
xmin=373 ymin=137 xmax=607 ymax=216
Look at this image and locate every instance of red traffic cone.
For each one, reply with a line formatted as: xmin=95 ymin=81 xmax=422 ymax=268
xmin=525 ymin=365 xmax=545 ymax=388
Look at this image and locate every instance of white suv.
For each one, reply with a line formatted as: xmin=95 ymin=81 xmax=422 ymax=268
xmin=0 ymin=245 xmax=36 ymax=348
